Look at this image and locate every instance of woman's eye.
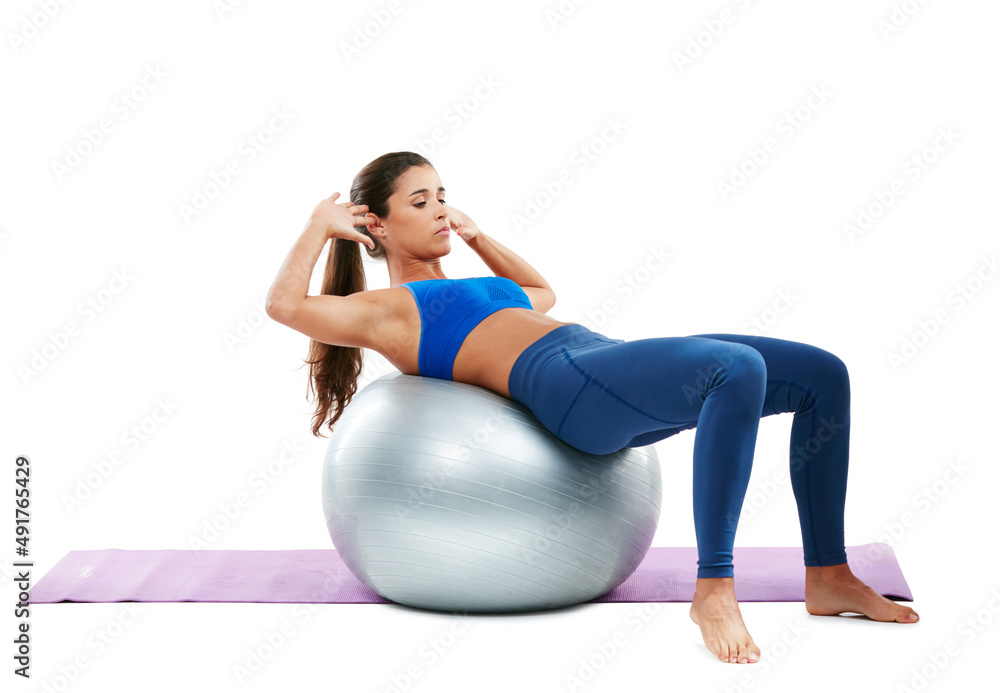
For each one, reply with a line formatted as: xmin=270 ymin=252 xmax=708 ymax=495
xmin=416 ymin=200 xmax=447 ymax=208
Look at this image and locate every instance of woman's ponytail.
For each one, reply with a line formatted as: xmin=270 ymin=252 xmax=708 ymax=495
xmin=303 ymin=151 xmax=432 ymax=436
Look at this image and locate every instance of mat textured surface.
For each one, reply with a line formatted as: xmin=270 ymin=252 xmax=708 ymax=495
xmin=28 ymin=543 xmax=912 ymax=605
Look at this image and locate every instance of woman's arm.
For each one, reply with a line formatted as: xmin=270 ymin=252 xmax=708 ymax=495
xmin=267 ymin=193 xmax=373 ymax=313
xmin=265 ymin=216 xmax=329 ymax=313
xmin=448 ymin=203 xmax=557 ymax=313
xmin=265 ymin=201 xmax=377 ymax=348
xmin=465 ymin=231 xmax=556 ymax=313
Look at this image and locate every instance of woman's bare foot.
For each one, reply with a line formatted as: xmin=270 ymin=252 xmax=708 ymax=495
xmin=689 ymin=577 xmax=761 ymax=664
xmin=805 ymin=562 xmax=919 ymax=623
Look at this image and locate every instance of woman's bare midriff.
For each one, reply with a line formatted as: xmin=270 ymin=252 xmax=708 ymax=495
xmin=450 ymin=308 xmax=574 ymax=398
xmin=373 ymin=286 xmax=574 ymax=400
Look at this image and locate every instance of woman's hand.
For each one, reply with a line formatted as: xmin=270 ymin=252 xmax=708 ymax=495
xmin=310 ymin=192 xmax=375 ymax=250
xmin=447 ymin=205 xmax=481 ymax=242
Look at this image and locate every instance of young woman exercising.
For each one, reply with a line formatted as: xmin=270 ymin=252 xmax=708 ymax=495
xmin=266 ymin=151 xmax=919 ymax=664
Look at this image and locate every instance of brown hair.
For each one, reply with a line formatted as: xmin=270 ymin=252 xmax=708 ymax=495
xmin=304 ymin=151 xmax=434 ymax=437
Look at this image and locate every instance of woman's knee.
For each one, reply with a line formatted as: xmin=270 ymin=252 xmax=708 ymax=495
xmin=722 ymin=343 xmax=767 ymax=385
xmin=679 ymin=340 xmax=765 ymax=404
xmin=811 ymin=348 xmax=850 ymax=399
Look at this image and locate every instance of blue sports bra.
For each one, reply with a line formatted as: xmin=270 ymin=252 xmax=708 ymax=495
xmin=400 ymin=276 xmax=533 ymax=380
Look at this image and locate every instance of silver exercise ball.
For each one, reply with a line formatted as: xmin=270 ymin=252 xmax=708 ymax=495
xmin=321 ymin=371 xmax=662 ymax=613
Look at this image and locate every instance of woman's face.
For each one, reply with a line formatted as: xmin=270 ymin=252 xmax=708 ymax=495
xmin=370 ymin=165 xmax=451 ymax=257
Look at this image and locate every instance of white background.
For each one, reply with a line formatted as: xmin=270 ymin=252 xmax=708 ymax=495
xmin=2 ymin=0 xmax=998 ymax=690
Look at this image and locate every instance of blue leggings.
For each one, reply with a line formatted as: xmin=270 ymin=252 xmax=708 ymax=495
xmin=507 ymin=323 xmax=850 ymax=579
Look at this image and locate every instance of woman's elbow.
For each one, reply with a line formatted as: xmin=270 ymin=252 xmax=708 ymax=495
xmin=536 ymin=289 xmax=557 ymax=313
xmin=265 ymin=296 xmax=296 ymax=322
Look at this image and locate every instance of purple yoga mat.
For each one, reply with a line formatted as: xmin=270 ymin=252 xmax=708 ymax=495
xmin=28 ymin=543 xmax=912 ymax=605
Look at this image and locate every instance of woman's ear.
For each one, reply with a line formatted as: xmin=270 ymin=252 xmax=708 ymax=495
xmin=365 ymin=215 xmax=387 ymax=240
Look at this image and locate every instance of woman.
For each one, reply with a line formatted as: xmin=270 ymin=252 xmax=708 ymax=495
xmin=266 ymin=151 xmax=919 ymax=664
